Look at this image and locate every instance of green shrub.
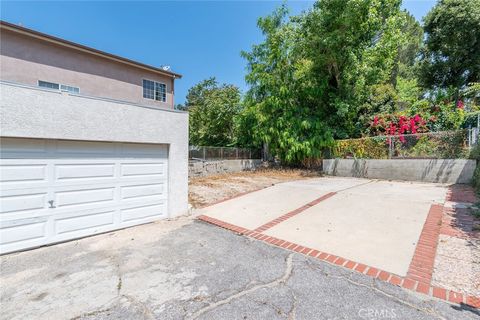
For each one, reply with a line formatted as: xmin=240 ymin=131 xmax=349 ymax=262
xmin=393 ymin=131 xmax=468 ymax=158
xmin=332 ymin=131 xmax=469 ymax=159
xmin=333 ymin=137 xmax=389 ymax=159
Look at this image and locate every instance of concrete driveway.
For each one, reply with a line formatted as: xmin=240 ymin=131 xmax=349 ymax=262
xmin=0 ymin=216 xmax=477 ymax=320
xmin=198 ymin=177 xmax=447 ymax=276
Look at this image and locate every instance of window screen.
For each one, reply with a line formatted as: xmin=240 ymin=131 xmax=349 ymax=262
xmin=38 ymin=80 xmax=60 ymax=90
xmin=143 ymin=79 xmax=155 ymax=99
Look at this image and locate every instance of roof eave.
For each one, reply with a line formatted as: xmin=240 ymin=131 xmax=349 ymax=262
xmin=0 ymin=20 xmax=182 ymax=79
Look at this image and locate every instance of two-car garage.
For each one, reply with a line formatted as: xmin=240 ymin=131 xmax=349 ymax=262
xmin=0 ymin=138 xmax=169 ymax=254
xmin=0 ymin=83 xmax=189 ymax=255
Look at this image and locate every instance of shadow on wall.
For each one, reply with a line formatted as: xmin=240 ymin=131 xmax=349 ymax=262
xmin=329 ymin=158 xmax=368 ymax=178
xmin=421 ymin=159 xmax=474 ymax=184
xmin=331 ymin=158 xmax=339 ymax=176
xmin=421 ymin=159 xmax=455 ymax=183
xmin=324 ymin=159 xmax=475 ymax=184
xmin=351 ymin=159 xmax=367 ymax=178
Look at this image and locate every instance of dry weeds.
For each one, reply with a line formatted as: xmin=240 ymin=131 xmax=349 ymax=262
xmin=189 ymin=168 xmax=321 ymax=208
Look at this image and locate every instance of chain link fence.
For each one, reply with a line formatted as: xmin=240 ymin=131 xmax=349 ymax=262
xmin=330 ymin=129 xmax=478 ymax=159
xmin=189 ymin=146 xmax=262 ymax=161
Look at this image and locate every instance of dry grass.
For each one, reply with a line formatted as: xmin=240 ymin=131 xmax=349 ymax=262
xmin=189 ymin=168 xmax=321 ymax=208
xmin=190 ymin=168 xmax=320 ymax=184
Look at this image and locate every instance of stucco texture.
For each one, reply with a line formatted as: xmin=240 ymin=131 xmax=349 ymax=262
xmin=0 ymin=82 xmax=189 ymax=217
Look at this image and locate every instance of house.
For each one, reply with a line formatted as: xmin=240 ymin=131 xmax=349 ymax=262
xmin=0 ymin=21 xmax=189 ymax=254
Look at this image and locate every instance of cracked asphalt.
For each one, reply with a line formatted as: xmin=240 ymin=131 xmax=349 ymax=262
xmin=0 ymin=218 xmax=478 ymax=320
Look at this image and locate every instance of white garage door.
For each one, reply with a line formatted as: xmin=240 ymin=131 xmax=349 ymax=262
xmin=0 ymin=138 xmax=168 ymax=254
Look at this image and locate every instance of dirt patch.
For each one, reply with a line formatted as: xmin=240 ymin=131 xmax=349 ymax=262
xmin=188 ymin=168 xmax=321 ymax=208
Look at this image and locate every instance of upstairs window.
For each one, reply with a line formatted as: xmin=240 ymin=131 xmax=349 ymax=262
xmin=38 ymin=80 xmax=59 ymax=90
xmin=143 ymin=79 xmax=166 ymax=102
xmin=38 ymin=80 xmax=79 ymax=93
xmin=60 ymin=84 xmax=80 ymax=94
xmin=142 ymin=79 xmax=155 ymax=99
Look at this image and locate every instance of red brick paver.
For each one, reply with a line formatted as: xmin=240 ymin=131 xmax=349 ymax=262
xmin=253 ymin=192 xmax=336 ymax=233
xmin=446 ymin=184 xmax=477 ymax=203
xmin=405 ymin=204 xmax=443 ymax=285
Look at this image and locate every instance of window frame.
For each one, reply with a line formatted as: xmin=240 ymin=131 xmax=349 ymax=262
xmin=60 ymin=84 xmax=80 ymax=94
xmin=142 ymin=78 xmax=167 ymax=103
xmin=38 ymin=80 xmax=80 ymax=94
xmin=38 ymin=80 xmax=60 ymax=90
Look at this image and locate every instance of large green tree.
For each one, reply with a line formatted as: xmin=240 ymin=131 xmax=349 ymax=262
xmin=242 ymin=0 xmax=405 ymax=164
xmin=186 ymin=78 xmax=242 ymax=146
xmin=419 ymin=0 xmax=480 ymax=99
xmin=361 ymin=11 xmax=423 ymax=116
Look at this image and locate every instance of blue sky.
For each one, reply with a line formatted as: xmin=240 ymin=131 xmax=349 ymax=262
xmin=1 ymin=1 xmax=436 ymax=104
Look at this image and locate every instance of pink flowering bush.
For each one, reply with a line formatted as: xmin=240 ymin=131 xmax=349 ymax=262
xmin=368 ymin=113 xmax=430 ymax=138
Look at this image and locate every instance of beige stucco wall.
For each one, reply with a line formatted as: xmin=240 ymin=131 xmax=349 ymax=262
xmin=0 ymin=29 xmax=175 ymax=108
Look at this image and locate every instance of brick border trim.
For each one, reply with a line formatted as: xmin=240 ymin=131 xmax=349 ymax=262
xmin=406 ymin=204 xmax=443 ymax=285
xmin=197 ymin=215 xmax=250 ymax=235
xmin=253 ymin=192 xmax=336 ymax=233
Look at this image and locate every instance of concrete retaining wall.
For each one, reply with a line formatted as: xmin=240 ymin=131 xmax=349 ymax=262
xmin=189 ymin=159 xmax=263 ymax=177
xmin=322 ymin=159 xmax=476 ymax=184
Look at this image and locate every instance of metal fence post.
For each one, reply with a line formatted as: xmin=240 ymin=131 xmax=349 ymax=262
xmin=468 ymin=127 xmax=472 ymax=149
xmin=388 ymin=136 xmax=393 ymax=159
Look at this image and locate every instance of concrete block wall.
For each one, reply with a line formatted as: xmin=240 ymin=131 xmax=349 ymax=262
xmin=189 ymin=159 xmax=263 ymax=178
xmin=323 ymin=159 xmax=476 ymax=184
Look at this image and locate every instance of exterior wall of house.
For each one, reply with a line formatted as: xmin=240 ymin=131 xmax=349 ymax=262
xmin=0 ymin=29 xmax=175 ymax=108
xmin=0 ymin=82 xmax=189 ymax=217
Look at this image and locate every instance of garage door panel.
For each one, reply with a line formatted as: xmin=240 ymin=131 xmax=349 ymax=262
xmin=1 ymin=164 xmax=47 ymax=183
xmin=0 ymin=193 xmax=47 ymax=214
xmin=0 ymin=217 xmax=48 ymax=254
xmin=120 ymin=162 xmax=166 ymax=178
xmin=0 ymin=221 xmax=46 ymax=245
xmin=0 ymin=160 xmax=49 ymax=191
xmin=54 ymin=210 xmax=115 ymax=235
xmin=55 ymin=163 xmax=115 ymax=181
xmin=120 ymin=202 xmax=166 ymax=223
xmin=55 ymin=187 xmax=115 ymax=208
xmin=121 ymin=183 xmax=166 ymax=200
